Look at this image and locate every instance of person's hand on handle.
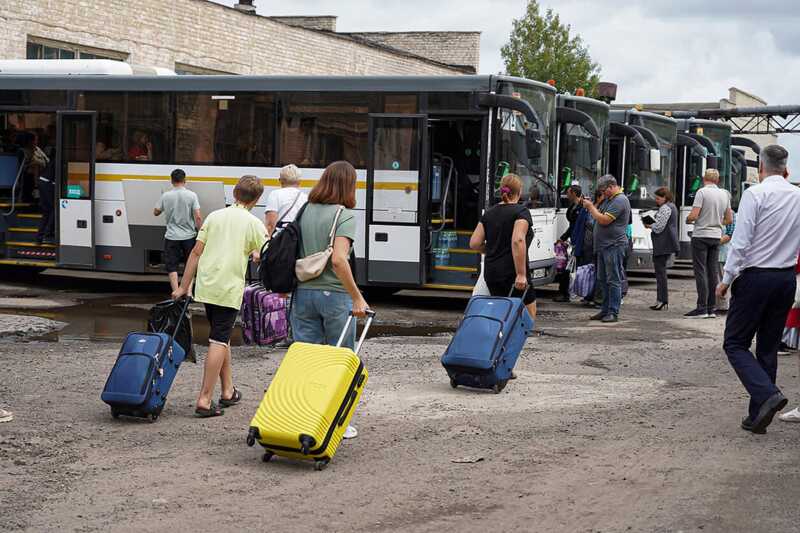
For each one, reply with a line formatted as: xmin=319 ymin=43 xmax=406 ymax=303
xmin=514 ymin=274 xmax=528 ymax=291
xmin=172 ymin=286 xmax=187 ymax=301
xmin=352 ymin=296 xmax=369 ymax=318
xmin=716 ymin=282 xmax=729 ymax=299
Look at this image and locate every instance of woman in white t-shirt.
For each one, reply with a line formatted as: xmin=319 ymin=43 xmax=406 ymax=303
xmin=265 ymin=164 xmax=308 ymax=236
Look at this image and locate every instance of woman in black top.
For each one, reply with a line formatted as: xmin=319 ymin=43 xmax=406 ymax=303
xmin=645 ymin=187 xmax=680 ymax=311
xmin=469 ymin=174 xmax=536 ymax=319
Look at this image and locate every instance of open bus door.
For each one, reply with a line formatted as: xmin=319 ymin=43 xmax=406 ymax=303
xmin=365 ymin=114 xmax=427 ymax=286
xmin=56 ymin=111 xmax=96 ymax=268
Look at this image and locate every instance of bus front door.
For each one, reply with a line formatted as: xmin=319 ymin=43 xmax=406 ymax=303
xmin=365 ymin=114 xmax=427 ymax=286
xmin=56 ymin=111 xmax=96 ymax=268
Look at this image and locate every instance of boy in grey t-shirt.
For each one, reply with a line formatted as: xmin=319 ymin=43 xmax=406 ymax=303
xmin=154 ymin=169 xmax=202 ymax=292
xmin=685 ymin=169 xmax=733 ymax=318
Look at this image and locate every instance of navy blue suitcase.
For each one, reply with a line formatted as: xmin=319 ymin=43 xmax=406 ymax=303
xmin=441 ymin=292 xmax=534 ymax=393
xmin=101 ymin=298 xmax=191 ymax=421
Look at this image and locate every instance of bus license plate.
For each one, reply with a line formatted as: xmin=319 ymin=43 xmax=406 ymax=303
xmin=533 ymin=268 xmax=546 ymax=279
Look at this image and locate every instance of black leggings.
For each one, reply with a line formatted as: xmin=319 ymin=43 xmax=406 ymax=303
xmin=486 ymin=275 xmax=537 ymax=305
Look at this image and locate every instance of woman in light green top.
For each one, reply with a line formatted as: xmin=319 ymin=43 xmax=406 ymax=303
xmin=292 ymin=161 xmax=369 ymax=439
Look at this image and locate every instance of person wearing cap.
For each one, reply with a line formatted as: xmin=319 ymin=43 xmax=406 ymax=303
xmin=265 ymin=164 xmax=308 ymax=236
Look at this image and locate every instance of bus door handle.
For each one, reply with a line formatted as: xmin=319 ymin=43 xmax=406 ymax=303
xmin=375 ymin=232 xmax=388 ymax=242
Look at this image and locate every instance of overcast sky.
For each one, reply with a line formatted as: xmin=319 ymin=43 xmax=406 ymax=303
xmin=214 ymin=0 xmax=800 ymax=177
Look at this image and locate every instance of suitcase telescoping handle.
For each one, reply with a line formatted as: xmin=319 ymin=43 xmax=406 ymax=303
xmin=336 ymin=309 xmax=376 ymax=355
xmin=165 ymin=297 xmax=192 ymax=362
xmin=508 ymin=285 xmax=529 ymax=301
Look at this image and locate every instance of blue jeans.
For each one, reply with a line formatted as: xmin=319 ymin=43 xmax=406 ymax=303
xmin=597 ymin=244 xmax=626 ymax=317
xmin=290 ymin=288 xmax=355 ymax=349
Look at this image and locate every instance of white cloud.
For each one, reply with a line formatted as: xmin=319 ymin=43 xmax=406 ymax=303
xmin=211 ymin=0 xmax=800 ymax=176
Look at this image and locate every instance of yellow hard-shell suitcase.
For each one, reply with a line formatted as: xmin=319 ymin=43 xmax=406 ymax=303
xmin=247 ymin=311 xmax=373 ymax=470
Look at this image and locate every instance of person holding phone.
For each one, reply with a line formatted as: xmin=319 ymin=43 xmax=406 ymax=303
xmin=469 ymin=174 xmax=536 ymax=320
xmin=645 ymin=188 xmax=679 ymax=311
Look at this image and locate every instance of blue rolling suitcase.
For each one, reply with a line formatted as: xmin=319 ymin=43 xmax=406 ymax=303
xmin=441 ymin=290 xmax=534 ymax=393
xmin=101 ymin=298 xmax=192 ymax=421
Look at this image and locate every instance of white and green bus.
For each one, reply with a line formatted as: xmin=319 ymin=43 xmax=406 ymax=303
xmin=0 ymin=63 xmax=559 ymax=291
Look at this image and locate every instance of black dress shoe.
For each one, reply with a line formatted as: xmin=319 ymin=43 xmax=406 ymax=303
xmin=649 ymin=302 xmax=668 ymax=311
xmin=741 ymin=416 xmax=766 ymax=434
xmin=589 ymin=311 xmax=606 ymax=321
xmin=751 ymin=392 xmax=788 ymax=433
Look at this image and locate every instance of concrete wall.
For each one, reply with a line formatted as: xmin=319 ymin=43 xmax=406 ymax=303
xmin=347 ymin=31 xmax=481 ymax=73
xmin=0 ymin=0 xmax=466 ymax=75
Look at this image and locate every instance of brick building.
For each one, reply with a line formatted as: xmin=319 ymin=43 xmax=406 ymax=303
xmin=0 ymin=0 xmax=480 ymax=75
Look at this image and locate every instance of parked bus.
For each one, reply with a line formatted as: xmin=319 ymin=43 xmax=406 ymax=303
xmin=608 ymin=109 xmax=677 ymax=271
xmin=674 ymin=119 xmax=732 ymax=260
xmin=553 ymin=94 xmax=608 ymax=238
xmin=0 ymin=68 xmax=558 ymax=291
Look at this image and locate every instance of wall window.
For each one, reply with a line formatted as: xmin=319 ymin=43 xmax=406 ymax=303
xmin=279 ymin=93 xmax=373 ymax=168
xmin=175 ymin=93 xmax=274 ymax=165
xmin=26 ymin=38 xmax=127 ymax=61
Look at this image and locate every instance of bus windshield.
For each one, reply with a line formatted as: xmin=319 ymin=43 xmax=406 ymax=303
xmin=494 ymin=83 xmax=555 ymax=208
xmin=627 ymin=117 xmax=675 ymax=210
xmin=698 ymin=125 xmax=733 ymax=194
xmin=559 ymin=101 xmax=608 ymax=195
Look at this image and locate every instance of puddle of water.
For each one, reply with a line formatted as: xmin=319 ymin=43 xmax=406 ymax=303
xmin=0 ymin=298 xmax=456 ymax=347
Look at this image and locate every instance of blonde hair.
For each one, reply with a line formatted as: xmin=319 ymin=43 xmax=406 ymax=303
xmin=233 ymin=175 xmax=264 ymax=205
xmin=279 ymin=164 xmax=302 ymax=186
xmin=499 ymin=174 xmax=523 ymax=203
xmin=704 ymin=168 xmax=720 ymax=183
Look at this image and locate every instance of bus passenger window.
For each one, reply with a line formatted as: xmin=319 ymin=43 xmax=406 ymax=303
xmin=125 ymin=93 xmax=170 ymax=163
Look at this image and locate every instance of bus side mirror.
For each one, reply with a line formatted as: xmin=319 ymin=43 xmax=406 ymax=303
xmin=526 ymin=129 xmax=542 ymax=160
xmin=707 ymin=155 xmax=719 ymax=170
xmin=590 ymin=138 xmax=602 ymax=165
xmin=649 ymin=149 xmax=661 ymax=172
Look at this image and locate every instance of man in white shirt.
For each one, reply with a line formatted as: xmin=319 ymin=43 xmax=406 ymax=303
xmin=265 ymin=164 xmax=308 ymax=236
xmin=717 ymin=145 xmax=800 ymax=434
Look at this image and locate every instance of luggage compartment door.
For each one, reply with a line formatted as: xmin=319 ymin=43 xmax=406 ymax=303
xmin=56 ymin=111 xmax=96 ymax=268
xmin=366 ymin=114 xmax=427 ymax=285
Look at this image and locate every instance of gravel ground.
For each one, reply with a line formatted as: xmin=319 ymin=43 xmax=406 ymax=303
xmin=1 ymin=271 xmax=799 ymax=532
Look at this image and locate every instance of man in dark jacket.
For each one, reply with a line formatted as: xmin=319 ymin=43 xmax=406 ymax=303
xmin=553 ymin=184 xmax=583 ymax=302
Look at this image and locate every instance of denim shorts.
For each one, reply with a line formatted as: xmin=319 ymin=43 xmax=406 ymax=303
xmin=290 ymin=288 xmax=355 ymax=349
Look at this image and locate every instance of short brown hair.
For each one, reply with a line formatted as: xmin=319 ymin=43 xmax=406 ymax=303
xmin=233 ymin=175 xmax=264 ymax=204
xmin=654 ymin=187 xmax=673 ymax=202
xmin=308 ymin=161 xmax=357 ymax=208
xmin=499 ymin=173 xmax=523 ymax=203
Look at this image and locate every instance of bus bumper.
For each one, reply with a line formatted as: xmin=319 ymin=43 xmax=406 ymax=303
xmin=529 ymin=258 xmax=556 ymax=287
xmin=627 ymin=250 xmax=654 ymax=272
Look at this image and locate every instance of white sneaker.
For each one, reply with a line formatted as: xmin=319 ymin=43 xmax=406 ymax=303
xmin=0 ymin=408 xmax=13 ymax=423
xmin=343 ymin=425 xmax=358 ymax=439
xmin=778 ymin=407 xmax=800 ymax=422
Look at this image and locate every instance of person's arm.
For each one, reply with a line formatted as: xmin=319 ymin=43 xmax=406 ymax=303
xmin=581 ymin=198 xmax=614 ymax=226
xmin=194 ymin=209 xmax=202 ymax=230
xmin=173 ymin=240 xmax=204 ymax=299
xmin=154 ymin=196 xmax=163 ymax=217
xmin=718 ymin=192 xmax=756 ymax=297
xmin=331 ymin=236 xmax=369 ymax=317
xmin=720 ymin=216 xmax=736 ymax=245
xmin=265 ymin=211 xmax=278 ymax=236
xmin=650 ymin=204 xmax=671 ymax=233
xmin=511 ymin=219 xmax=530 ymax=290
xmin=153 ymin=207 xmax=162 ymax=216
xmin=469 ymin=222 xmax=486 ymax=253
xmin=686 ymin=188 xmax=703 ymax=223
xmin=723 ymin=207 xmax=733 ymax=226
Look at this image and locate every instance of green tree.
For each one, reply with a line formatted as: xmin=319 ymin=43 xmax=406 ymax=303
xmin=501 ymin=0 xmax=601 ymax=95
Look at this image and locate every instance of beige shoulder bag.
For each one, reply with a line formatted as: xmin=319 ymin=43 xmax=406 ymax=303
xmin=295 ymin=206 xmax=344 ymax=282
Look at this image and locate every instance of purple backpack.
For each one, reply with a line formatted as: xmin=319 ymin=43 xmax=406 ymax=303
xmin=554 ymin=242 xmax=569 ymax=272
xmin=241 ymin=285 xmax=288 ymax=346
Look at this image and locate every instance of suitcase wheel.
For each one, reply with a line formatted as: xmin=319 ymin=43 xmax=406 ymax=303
xmin=110 ymin=409 xmax=120 ymax=419
xmin=314 ymin=458 xmax=329 ymax=471
xmin=262 ymin=452 xmax=274 ymax=463
xmin=492 ymin=380 xmax=508 ymax=394
xmin=449 ymin=378 xmax=458 ymax=389
xmin=150 ymin=413 xmax=159 ymax=422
